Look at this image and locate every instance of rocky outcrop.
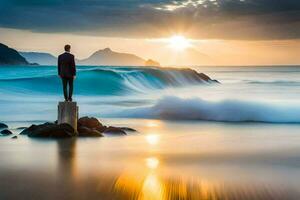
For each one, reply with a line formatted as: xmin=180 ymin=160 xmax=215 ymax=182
xmin=20 ymin=124 xmax=37 ymax=135
xmin=0 ymin=122 xmax=8 ymax=129
xmin=20 ymin=117 xmax=137 ymax=138
xmin=77 ymin=126 xmax=104 ymax=137
xmin=103 ymin=126 xmax=126 ymax=135
xmin=0 ymin=123 xmax=13 ymax=136
xmin=78 ymin=116 xmax=106 ymax=132
xmin=145 ymin=59 xmax=160 ymax=67
xmin=77 ymin=116 xmax=136 ymax=136
xmin=197 ymin=72 xmax=220 ymax=83
xmin=119 ymin=127 xmax=137 ymax=132
xmin=0 ymin=129 xmax=13 ymax=135
xmin=77 ymin=116 xmax=105 ymax=137
xmin=0 ymin=43 xmax=29 ymax=65
xmin=21 ymin=123 xmax=76 ymax=138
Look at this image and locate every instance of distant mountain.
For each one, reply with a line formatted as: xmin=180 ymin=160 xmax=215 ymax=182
xmin=145 ymin=59 xmax=160 ymax=67
xmin=3 ymin=46 xmax=160 ymax=66
xmin=78 ymin=48 xmax=145 ymax=66
xmin=20 ymin=52 xmax=57 ymax=65
xmin=0 ymin=43 xmax=29 ymax=65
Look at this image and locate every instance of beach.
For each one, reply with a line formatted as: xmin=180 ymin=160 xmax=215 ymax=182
xmin=1 ymin=65 xmax=300 ymax=199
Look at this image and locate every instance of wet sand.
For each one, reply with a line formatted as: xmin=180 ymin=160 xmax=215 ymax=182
xmin=1 ymin=119 xmax=300 ymax=200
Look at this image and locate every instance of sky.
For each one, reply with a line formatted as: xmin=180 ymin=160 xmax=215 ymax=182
xmin=0 ymin=0 xmax=299 ymax=66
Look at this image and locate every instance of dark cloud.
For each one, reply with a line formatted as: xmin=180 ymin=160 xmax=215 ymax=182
xmin=0 ymin=0 xmax=299 ymax=40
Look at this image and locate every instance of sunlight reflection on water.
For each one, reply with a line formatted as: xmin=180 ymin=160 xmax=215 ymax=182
xmin=1 ymin=119 xmax=300 ymax=199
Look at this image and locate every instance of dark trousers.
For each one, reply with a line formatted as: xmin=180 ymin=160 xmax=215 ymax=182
xmin=61 ymin=77 xmax=74 ymax=101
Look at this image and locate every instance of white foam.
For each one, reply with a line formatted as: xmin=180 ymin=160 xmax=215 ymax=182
xmin=114 ymin=96 xmax=300 ymax=123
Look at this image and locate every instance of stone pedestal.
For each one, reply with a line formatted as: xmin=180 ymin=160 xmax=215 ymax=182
xmin=58 ymin=101 xmax=78 ymax=134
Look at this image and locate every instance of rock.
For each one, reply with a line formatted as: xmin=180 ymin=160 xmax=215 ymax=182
xmin=97 ymin=125 xmax=107 ymax=132
xmin=11 ymin=136 xmax=17 ymax=139
xmin=20 ymin=125 xmax=37 ymax=135
xmin=0 ymin=122 xmax=8 ymax=129
xmin=0 ymin=129 xmax=13 ymax=135
xmin=78 ymin=117 xmax=106 ymax=132
xmin=77 ymin=126 xmax=104 ymax=137
xmin=104 ymin=126 xmax=127 ymax=135
xmin=197 ymin=72 xmax=220 ymax=83
xmin=77 ymin=126 xmax=90 ymax=134
xmin=120 ymin=127 xmax=137 ymax=132
xmin=78 ymin=116 xmax=101 ymax=128
xmin=25 ymin=123 xmax=76 ymax=138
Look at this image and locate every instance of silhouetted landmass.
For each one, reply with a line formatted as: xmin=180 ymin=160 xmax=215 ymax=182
xmin=145 ymin=59 xmax=160 ymax=66
xmin=79 ymin=48 xmax=145 ymax=66
xmin=0 ymin=43 xmax=29 ymax=65
xmin=20 ymin=52 xmax=57 ymax=65
xmin=2 ymin=43 xmax=160 ymax=66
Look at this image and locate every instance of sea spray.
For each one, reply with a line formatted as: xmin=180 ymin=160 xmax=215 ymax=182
xmin=109 ymin=96 xmax=300 ymax=123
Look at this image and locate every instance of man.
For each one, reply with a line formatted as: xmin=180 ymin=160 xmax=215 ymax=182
xmin=58 ymin=45 xmax=76 ymax=102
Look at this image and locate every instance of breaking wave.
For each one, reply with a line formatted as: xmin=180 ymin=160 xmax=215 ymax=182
xmin=113 ymin=96 xmax=300 ymax=123
xmin=0 ymin=66 xmax=217 ymax=95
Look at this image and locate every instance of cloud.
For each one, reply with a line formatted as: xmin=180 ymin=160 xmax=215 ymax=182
xmin=0 ymin=0 xmax=299 ymax=40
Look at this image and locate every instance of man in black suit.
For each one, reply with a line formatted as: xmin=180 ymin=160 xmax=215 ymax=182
xmin=58 ymin=45 xmax=76 ymax=101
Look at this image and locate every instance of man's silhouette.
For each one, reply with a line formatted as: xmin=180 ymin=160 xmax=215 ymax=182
xmin=58 ymin=45 xmax=76 ymax=102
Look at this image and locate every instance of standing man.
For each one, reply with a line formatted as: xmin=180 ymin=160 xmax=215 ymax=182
xmin=58 ymin=45 xmax=76 ymax=102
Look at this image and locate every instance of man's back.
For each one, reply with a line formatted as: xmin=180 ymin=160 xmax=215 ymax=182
xmin=58 ymin=52 xmax=76 ymax=78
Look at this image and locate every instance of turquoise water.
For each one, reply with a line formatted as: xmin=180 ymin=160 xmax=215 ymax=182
xmin=0 ymin=65 xmax=300 ymax=122
xmin=1 ymin=65 xmax=300 ymax=199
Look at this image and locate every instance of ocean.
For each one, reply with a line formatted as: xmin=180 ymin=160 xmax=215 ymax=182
xmin=1 ymin=65 xmax=300 ymax=199
xmin=1 ymin=65 xmax=300 ymax=122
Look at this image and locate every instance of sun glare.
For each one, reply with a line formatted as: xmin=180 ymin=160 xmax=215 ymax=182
xmin=168 ymin=35 xmax=191 ymax=51
xmin=145 ymin=157 xmax=159 ymax=169
xmin=146 ymin=134 xmax=160 ymax=145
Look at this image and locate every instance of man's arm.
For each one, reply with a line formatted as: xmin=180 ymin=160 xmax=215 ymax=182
xmin=71 ymin=55 xmax=76 ymax=77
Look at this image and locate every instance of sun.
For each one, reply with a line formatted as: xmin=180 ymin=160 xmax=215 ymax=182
xmin=168 ymin=35 xmax=191 ymax=51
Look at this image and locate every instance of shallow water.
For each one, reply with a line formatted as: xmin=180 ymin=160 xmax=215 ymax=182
xmin=1 ymin=119 xmax=300 ymax=199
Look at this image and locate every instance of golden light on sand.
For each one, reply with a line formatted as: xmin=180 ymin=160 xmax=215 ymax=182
xmin=168 ymin=35 xmax=191 ymax=51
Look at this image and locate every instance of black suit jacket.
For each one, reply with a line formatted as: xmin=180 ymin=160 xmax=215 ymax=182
xmin=58 ymin=52 xmax=76 ymax=78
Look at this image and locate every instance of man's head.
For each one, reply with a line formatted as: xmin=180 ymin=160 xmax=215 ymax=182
xmin=64 ymin=44 xmax=71 ymax=52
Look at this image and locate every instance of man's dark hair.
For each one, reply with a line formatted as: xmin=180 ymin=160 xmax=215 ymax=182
xmin=64 ymin=44 xmax=71 ymax=52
